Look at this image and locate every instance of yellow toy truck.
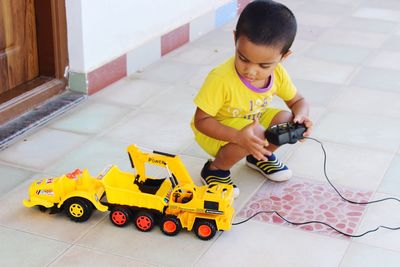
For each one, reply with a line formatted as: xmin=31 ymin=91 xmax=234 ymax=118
xmin=23 ymin=145 xmax=235 ymax=240
xmin=23 ymin=168 xmax=108 ymax=221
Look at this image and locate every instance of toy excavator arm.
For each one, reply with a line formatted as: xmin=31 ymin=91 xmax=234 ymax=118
xmin=127 ymin=144 xmax=194 ymax=185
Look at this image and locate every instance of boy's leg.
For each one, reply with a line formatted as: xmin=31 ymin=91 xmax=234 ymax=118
xmin=211 ymin=143 xmax=247 ymax=170
xmin=193 ymin=117 xmax=258 ymax=198
xmin=246 ymin=109 xmax=294 ymax=182
xmin=211 ymin=117 xmax=267 ymax=170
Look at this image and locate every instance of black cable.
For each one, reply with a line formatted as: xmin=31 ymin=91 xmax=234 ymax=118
xmin=304 ymin=137 xmax=400 ymax=205
xmin=232 ymin=210 xmax=400 ymax=238
xmin=232 ymin=137 xmax=400 ymax=237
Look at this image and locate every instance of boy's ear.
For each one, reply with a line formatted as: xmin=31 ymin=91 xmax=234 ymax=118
xmin=281 ymin=50 xmax=293 ymax=61
xmin=233 ymin=31 xmax=237 ymax=44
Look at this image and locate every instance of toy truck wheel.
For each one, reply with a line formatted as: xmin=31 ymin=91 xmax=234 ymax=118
xmin=134 ymin=211 xmax=154 ymax=232
xmin=194 ymin=220 xmax=217 ymax=241
xmin=110 ymin=207 xmax=131 ymax=227
xmin=160 ymin=216 xmax=182 ymax=236
xmin=38 ymin=205 xmax=47 ymax=212
xmin=64 ymin=197 xmax=93 ymax=222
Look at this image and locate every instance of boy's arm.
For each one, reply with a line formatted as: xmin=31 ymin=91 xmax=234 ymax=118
xmin=285 ymin=91 xmax=313 ymax=137
xmin=194 ymin=107 xmax=270 ymax=160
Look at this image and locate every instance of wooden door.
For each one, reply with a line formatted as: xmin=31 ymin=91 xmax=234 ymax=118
xmin=0 ymin=0 xmax=68 ymax=125
xmin=0 ymin=0 xmax=39 ymax=93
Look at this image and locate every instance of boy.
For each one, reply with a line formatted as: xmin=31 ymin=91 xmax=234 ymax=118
xmin=191 ymin=0 xmax=313 ymax=197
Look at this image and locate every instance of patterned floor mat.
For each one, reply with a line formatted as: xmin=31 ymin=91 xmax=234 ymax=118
xmin=237 ymin=177 xmax=373 ymax=238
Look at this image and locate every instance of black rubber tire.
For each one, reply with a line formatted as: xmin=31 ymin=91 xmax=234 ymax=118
xmin=64 ymin=197 xmax=93 ymax=222
xmin=110 ymin=207 xmax=131 ymax=227
xmin=194 ymin=220 xmax=217 ymax=240
xmin=160 ymin=216 xmax=182 ymax=236
xmin=134 ymin=211 xmax=154 ymax=232
xmin=38 ymin=205 xmax=47 ymax=212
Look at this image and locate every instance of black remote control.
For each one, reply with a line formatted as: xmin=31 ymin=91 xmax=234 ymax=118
xmin=265 ymin=122 xmax=307 ymax=146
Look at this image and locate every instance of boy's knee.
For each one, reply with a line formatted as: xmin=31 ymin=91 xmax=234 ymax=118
xmin=270 ymin=110 xmax=293 ymax=126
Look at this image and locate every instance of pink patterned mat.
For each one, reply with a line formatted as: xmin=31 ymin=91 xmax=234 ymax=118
xmin=238 ymin=178 xmax=372 ymax=238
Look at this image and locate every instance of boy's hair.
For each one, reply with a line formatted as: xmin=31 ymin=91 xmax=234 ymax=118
xmin=235 ymin=0 xmax=297 ymax=54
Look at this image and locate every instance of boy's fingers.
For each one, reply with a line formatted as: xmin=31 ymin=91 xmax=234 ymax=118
xmin=250 ymin=117 xmax=259 ymax=128
xmin=260 ymin=152 xmax=271 ymax=158
xmin=253 ymin=143 xmax=270 ymax=159
xmin=304 ymin=125 xmax=313 ymax=136
xmin=293 ymin=115 xmax=303 ymax=124
xmin=253 ymin=152 xmax=267 ymax=161
xmin=264 ymin=139 xmax=269 ymax=147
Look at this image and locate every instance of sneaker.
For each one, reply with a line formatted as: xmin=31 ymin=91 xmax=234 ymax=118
xmin=246 ymin=154 xmax=292 ymax=182
xmin=200 ymin=160 xmax=240 ymax=198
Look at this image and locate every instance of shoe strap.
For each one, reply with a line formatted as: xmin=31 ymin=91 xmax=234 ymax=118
xmin=204 ymin=174 xmax=234 ymax=185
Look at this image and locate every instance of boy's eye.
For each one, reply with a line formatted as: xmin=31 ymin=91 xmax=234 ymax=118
xmin=260 ymin=64 xmax=271 ymax=69
xmin=239 ymin=55 xmax=248 ymax=62
xmin=238 ymin=54 xmax=272 ymax=69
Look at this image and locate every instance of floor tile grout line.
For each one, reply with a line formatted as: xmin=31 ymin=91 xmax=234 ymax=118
xmin=40 ymin=204 xmax=186 ymax=266
xmin=37 ymin=108 xmax=140 ymax=175
xmin=0 ymin=223 xmax=72 ymax=245
xmin=72 ymin=238 xmax=165 ymax=267
xmin=374 ymin=151 xmax=400 ymax=197
xmin=0 ymin=159 xmax=43 ymax=173
xmin=309 ymin=133 xmax=400 ymax=155
xmin=45 ymin=243 xmax=75 ymax=267
xmin=191 ymin=231 xmax=222 ymax=267
xmin=352 ymin=238 xmax=400 ymax=254
xmin=0 ymin=175 xmax=46 ymax=202
xmin=338 ymin=237 xmax=353 ymax=267
xmin=46 ymin=241 xmax=160 ymax=267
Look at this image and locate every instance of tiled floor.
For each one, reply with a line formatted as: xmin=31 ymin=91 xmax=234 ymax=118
xmin=1 ymin=0 xmax=400 ymax=266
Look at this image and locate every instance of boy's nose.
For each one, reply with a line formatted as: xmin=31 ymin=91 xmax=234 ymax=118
xmin=244 ymin=68 xmax=257 ymax=78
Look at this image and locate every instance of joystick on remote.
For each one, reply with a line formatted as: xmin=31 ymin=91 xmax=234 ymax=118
xmin=265 ymin=122 xmax=307 ymax=146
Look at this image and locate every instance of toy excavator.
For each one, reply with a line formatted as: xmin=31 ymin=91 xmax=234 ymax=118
xmin=23 ymin=145 xmax=235 ymax=240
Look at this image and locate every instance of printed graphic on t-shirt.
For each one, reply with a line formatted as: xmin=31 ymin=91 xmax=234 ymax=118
xmin=227 ymin=94 xmax=274 ymax=119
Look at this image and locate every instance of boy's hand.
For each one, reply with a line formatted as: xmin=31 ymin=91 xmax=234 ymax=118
xmin=293 ymin=114 xmax=313 ymax=138
xmin=235 ymin=118 xmax=271 ymax=161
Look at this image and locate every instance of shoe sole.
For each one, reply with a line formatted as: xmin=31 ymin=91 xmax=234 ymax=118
xmin=246 ymin=161 xmax=292 ymax=182
xmin=200 ymin=176 xmax=208 ymax=186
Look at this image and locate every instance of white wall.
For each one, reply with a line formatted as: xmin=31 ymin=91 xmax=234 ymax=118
xmin=66 ymin=0 xmax=231 ymax=73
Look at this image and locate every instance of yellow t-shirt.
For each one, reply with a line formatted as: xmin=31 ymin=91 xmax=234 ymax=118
xmin=194 ymin=57 xmax=297 ymax=121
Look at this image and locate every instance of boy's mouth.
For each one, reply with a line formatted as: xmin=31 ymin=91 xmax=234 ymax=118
xmin=243 ymin=76 xmax=255 ymax=82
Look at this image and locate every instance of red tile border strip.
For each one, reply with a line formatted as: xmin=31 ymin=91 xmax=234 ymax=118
xmin=161 ymin=24 xmax=190 ymax=56
xmin=87 ymin=55 xmax=127 ymax=95
xmin=238 ymin=177 xmax=372 ymax=238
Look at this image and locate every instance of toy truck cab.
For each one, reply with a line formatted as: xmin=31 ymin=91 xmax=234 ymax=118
xmin=163 ymin=182 xmax=234 ymax=240
xmin=23 ymin=169 xmax=108 ymax=222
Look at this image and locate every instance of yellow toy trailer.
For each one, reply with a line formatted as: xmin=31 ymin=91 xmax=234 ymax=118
xmin=23 ymin=169 xmax=108 ymax=222
xmin=23 ymin=145 xmax=235 ymax=240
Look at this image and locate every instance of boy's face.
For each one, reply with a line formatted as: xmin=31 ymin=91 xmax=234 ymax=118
xmin=234 ymin=35 xmax=291 ymax=87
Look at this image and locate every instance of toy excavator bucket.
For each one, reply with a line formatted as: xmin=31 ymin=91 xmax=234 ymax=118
xmin=128 ymin=152 xmax=135 ymax=169
xmin=165 ymin=164 xmax=178 ymax=188
xmin=127 ymin=144 xmax=144 ymax=169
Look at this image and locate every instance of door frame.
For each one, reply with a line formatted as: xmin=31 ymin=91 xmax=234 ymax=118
xmin=0 ymin=0 xmax=68 ymax=125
